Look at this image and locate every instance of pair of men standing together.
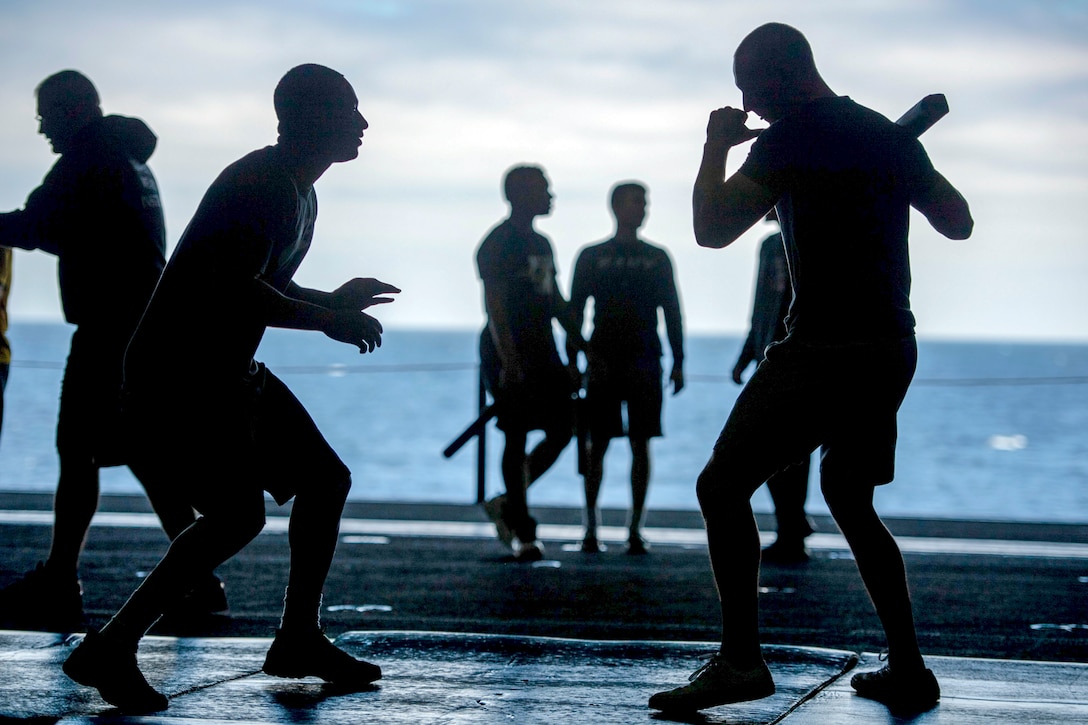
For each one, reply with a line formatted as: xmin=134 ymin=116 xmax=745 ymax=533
xmin=476 ymin=169 xmax=685 ymax=562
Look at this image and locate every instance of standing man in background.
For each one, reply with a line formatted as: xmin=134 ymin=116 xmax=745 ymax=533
xmin=731 ymin=209 xmax=814 ymax=564
xmin=567 ymin=181 xmax=684 ymax=555
xmin=0 ymin=70 xmax=224 ymax=631
xmin=476 ymin=164 xmax=581 ymax=562
xmin=649 ymin=23 xmax=972 ymax=715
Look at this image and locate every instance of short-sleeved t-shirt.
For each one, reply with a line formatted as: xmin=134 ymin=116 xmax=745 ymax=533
xmin=738 ymin=96 xmax=937 ymax=344
xmin=569 ymin=238 xmax=681 ymax=362
xmin=475 ymin=219 xmax=563 ymax=370
xmin=125 ymin=145 xmax=315 ymax=391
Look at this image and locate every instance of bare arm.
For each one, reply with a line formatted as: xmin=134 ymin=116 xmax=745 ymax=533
xmin=660 ymin=259 xmax=685 ymax=395
xmin=693 ymin=107 xmax=777 ymax=249
xmin=256 ymin=278 xmax=386 ymax=353
xmin=912 ymin=171 xmax=973 ymax=240
xmin=483 ymin=281 xmax=523 ymax=384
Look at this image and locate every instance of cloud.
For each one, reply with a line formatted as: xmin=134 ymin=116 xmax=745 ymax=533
xmin=1 ymin=0 xmax=1087 ymax=340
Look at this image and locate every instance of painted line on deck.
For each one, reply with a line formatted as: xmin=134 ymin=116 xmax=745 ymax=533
xmin=0 ymin=510 xmax=1085 ymax=560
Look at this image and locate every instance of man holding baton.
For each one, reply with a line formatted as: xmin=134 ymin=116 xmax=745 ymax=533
xmin=649 ymin=23 xmax=972 ymax=715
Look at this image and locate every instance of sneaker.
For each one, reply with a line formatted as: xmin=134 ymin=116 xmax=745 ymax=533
xmin=626 ymin=534 xmax=650 ymax=556
xmin=761 ymin=539 xmax=809 ymax=564
xmin=62 ymin=632 xmax=168 ymax=713
xmin=512 ymin=539 xmax=545 ymax=563
xmin=179 ymin=573 xmax=229 ymax=615
xmin=0 ymin=562 xmax=83 ymax=631
xmin=263 ymin=627 xmax=382 ymax=685
xmin=649 ymin=654 xmax=775 ymax=712
xmin=851 ymin=665 xmax=940 ymax=713
xmin=580 ymin=534 xmax=603 ymax=553
xmin=483 ymin=495 xmax=515 ymax=548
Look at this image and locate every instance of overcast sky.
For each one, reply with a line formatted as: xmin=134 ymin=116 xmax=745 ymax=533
xmin=2 ymin=0 xmax=1086 ymax=341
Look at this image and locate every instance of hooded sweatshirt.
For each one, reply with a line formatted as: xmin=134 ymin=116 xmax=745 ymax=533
xmin=0 ymin=114 xmax=166 ymax=334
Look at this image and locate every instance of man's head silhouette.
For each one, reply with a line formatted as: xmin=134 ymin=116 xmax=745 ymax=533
xmin=503 ymin=165 xmax=552 ymax=219
xmin=733 ymin=23 xmax=828 ymax=123
xmin=610 ymin=181 xmax=647 ymax=231
xmin=36 ymin=70 xmax=102 ymax=155
xmin=274 ymin=64 xmax=367 ymax=163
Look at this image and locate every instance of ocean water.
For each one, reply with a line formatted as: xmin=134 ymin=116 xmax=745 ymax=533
xmin=2 ymin=323 xmax=1087 ymax=524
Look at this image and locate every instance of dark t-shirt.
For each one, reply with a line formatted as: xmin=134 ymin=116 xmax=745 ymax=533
xmin=739 ymin=96 xmax=936 ymax=344
xmin=475 ymin=219 xmax=563 ymax=370
xmin=569 ymin=238 xmax=683 ymax=362
xmin=125 ymin=145 xmax=315 ymax=391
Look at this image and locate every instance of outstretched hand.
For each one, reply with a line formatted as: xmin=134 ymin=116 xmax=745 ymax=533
xmin=322 ymin=308 xmax=385 ymax=353
xmin=706 ymin=107 xmax=761 ymax=148
xmin=330 ymin=278 xmax=401 ymax=310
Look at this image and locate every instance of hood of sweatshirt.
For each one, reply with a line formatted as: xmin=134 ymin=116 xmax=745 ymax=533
xmin=72 ymin=114 xmax=158 ymax=163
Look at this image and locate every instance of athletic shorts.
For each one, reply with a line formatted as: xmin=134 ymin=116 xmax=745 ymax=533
xmin=707 ymin=336 xmax=917 ymax=490
xmin=125 ymin=362 xmax=350 ymax=512
xmin=479 ymin=329 xmax=574 ymax=434
xmin=56 ymin=327 xmax=129 ymax=467
xmin=585 ymin=355 xmax=663 ymax=441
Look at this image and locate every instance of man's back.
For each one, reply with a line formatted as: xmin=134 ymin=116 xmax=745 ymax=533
xmin=2 ymin=114 xmax=165 ymax=333
xmin=740 ymin=96 xmax=935 ymax=343
xmin=475 ymin=218 xmax=562 ymax=369
xmin=126 ymin=146 xmax=315 ymax=388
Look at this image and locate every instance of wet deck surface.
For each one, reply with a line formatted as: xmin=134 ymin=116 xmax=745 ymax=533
xmin=0 ymin=630 xmax=1085 ymax=723
xmin=0 ymin=493 xmax=1086 ymax=722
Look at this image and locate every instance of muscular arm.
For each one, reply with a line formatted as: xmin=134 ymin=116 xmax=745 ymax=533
xmin=255 ymin=278 xmax=385 ymax=353
xmin=565 ymin=254 xmax=590 ymax=369
xmin=659 ymin=256 xmax=685 ymax=393
xmin=483 ymin=281 xmax=522 ymax=382
xmin=693 ymin=108 xmax=777 ymax=249
xmin=912 ymin=171 xmax=973 ymax=240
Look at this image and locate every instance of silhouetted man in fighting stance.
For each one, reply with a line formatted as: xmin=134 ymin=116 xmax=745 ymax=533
xmin=63 ymin=64 xmax=398 ymax=713
xmin=650 ymin=23 xmax=972 ymax=715
xmin=567 ymin=181 xmax=684 ymax=554
xmin=0 ymin=71 xmax=222 ymax=630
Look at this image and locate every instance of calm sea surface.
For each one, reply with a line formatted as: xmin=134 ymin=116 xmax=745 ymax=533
xmin=2 ymin=323 xmax=1087 ymax=524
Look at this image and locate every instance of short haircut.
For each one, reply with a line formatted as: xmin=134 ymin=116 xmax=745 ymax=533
xmin=274 ymin=63 xmax=350 ymax=139
xmin=503 ymin=165 xmax=545 ymax=203
xmin=36 ymin=70 xmax=100 ymax=110
xmin=736 ymin=23 xmax=816 ymax=79
xmin=610 ymin=181 xmax=646 ymax=210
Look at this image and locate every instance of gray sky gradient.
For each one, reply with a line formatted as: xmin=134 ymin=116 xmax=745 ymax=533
xmin=2 ymin=0 xmax=1086 ymax=341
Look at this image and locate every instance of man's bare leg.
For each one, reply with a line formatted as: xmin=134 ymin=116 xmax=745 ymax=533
xmin=581 ymin=438 xmax=608 ymax=551
xmin=628 ymin=437 xmax=650 ymax=552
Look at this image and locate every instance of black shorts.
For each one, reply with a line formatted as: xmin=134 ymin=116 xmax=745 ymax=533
xmin=585 ymin=355 xmax=663 ymax=441
xmin=56 ymin=327 xmax=129 ymax=467
xmin=479 ymin=328 xmax=574 ymax=434
xmin=126 ymin=363 xmax=349 ymax=512
xmin=707 ymin=336 xmax=917 ymax=490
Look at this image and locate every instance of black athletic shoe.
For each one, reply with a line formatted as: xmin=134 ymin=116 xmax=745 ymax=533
xmin=62 ymin=632 xmax=168 ymax=714
xmin=512 ymin=539 xmax=545 ymax=562
xmin=178 ymin=573 xmax=229 ymax=615
xmin=0 ymin=562 xmax=83 ymax=631
xmin=580 ymin=534 xmax=603 ymax=553
xmin=626 ymin=535 xmax=650 ymax=556
xmin=851 ymin=665 xmax=940 ymax=713
xmin=649 ymin=654 xmax=775 ymax=711
xmin=761 ymin=539 xmax=809 ymax=564
xmin=263 ymin=628 xmax=382 ymax=685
